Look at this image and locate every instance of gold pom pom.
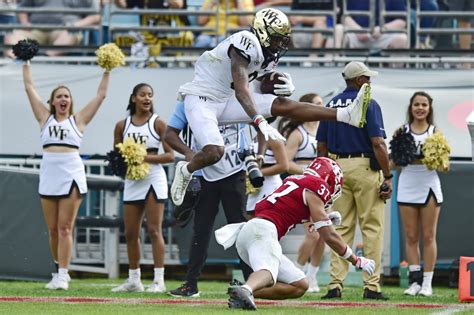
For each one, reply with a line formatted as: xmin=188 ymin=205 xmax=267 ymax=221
xmin=421 ymin=133 xmax=451 ymax=172
xmin=96 ymin=43 xmax=125 ymax=71
xmin=116 ymin=138 xmax=149 ymax=180
xmin=245 ymin=176 xmax=260 ymax=195
xmin=126 ymin=163 xmax=150 ymax=181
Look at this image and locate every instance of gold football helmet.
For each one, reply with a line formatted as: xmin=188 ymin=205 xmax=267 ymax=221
xmin=252 ymin=8 xmax=291 ymax=60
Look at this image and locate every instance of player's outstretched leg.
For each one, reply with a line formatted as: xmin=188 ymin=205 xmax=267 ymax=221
xmin=270 ymin=84 xmax=371 ymax=128
xmin=227 ymin=285 xmax=257 ymax=311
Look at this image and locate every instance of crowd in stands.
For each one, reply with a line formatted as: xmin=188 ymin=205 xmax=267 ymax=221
xmin=0 ymin=0 xmax=473 ymax=61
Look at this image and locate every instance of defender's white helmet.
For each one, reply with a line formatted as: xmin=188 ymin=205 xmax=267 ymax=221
xmin=252 ymin=8 xmax=291 ymax=60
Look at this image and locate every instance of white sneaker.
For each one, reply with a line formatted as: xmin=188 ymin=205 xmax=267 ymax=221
xmin=45 ymin=273 xmax=69 ymax=290
xmin=111 ymin=279 xmax=144 ymax=292
xmin=170 ymin=161 xmax=192 ymax=206
xmin=404 ymin=282 xmax=421 ymax=296
xmin=346 ymin=83 xmax=371 ymax=128
xmin=418 ymin=286 xmax=433 ymax=297
xmin=146 ymin=282 xmax=166 ymax=293
xmin=306 ymin=277 xmax=320 ymax=293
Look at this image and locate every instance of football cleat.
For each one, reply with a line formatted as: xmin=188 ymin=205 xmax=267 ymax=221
xmin=227 ymin=286 xmax=257 ymax=310
xmin=170 ymin=161 xmax=192 ymax=206
xmin=346 ymin=83 xmax=371 ymax=128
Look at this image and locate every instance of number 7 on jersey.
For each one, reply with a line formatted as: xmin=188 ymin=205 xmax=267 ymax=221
xmin=267 ymin=181 xmax=299 ymax=204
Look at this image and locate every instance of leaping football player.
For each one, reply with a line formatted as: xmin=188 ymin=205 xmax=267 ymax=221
xmin=215 ymin=157 xmax=376 ymax=310
xmin=171 ymin=8 xmax=372 ymax=207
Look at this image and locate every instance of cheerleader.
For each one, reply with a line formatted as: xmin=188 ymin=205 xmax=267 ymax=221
xmin=394 ymin=91 xmax=445 ymax=297
xmin=111 ymin=83 xmax=174 ymax=293
xmin=279 ymin=93 xmax=324 ymax=293
xmin=22 ymin=61 xmax=109 ymax=290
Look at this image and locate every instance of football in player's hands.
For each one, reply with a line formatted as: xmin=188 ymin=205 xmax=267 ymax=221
xmin=259 ymin=72 xmax=285 ymax=95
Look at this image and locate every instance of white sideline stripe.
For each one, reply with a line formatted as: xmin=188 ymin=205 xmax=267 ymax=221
xmin=431 ymin=305 xmax=474 ymax=315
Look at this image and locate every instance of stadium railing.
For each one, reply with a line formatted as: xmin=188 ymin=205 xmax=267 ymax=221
xmin=1 ymin=2 xmax=473 ymax=63
xmin=0 ymin=158 xmax=180 ymax=279
xmin=107 ymin=7 xmax=219 ymax=43
xmin=413 ymin=9 xmax=474 ymax=48
xmin=0 ymin=6 xmax=103 ymax=52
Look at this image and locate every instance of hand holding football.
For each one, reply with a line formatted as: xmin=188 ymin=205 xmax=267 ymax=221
xmin=259 ymin=72 xmax=285 ymax=95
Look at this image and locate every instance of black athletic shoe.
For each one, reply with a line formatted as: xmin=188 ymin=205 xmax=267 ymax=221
xmin=321 ymin=288 xmax=342 ymax=299
xmin=227 ymin=286 xmax=257 ymax=310
xmin=168 ymin=283 xmax=200 ymax=297
xmin=363 ymin=288 xmax=389 ymax=300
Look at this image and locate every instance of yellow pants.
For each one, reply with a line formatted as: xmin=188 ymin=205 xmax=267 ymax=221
xmin=328 ymin=157 xmax=385 ymax=292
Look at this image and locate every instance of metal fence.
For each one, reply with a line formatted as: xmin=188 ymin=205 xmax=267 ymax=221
xmin=0 ymin=158 xmax=179 ymax=279
xmin=1 ymin=0 xmax=473 ymax=59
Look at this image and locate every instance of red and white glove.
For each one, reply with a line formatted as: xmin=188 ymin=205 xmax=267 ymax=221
xmin=355 ymin=256 xmax=375 ymax=275
xmin=253 ymin=114 xmax=286 ymax=142
xmin=328 ymin=211 xmax=342 ymax=226
xmin=274 ymin=72 xmax=295 ymax=97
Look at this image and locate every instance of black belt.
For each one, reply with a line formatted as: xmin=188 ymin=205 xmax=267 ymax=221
xmin=332 ymin=153 xmax=370 ymax=159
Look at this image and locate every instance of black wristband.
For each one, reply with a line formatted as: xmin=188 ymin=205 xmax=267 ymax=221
xmin=384 ymin=173 xmax=393 ymax=180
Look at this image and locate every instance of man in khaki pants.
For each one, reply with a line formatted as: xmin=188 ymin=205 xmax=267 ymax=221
xmin=316 ymin=61 xmax=393 ymax=300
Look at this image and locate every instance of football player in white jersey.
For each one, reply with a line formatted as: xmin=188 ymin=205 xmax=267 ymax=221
xmin=171 ymin=8 xmax=372 ymax=207
xmin=165 ymin=102 xmax=252 ymax=298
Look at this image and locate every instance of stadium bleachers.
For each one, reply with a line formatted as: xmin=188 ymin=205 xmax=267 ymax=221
xmin=0 ymin=0 xmax=472 ymax=67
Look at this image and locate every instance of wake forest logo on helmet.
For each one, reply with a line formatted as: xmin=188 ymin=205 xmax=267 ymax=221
xmin=261 ymin=9 xmax=281 ymax=26
xmin=252 ymin=8 xmax=291 ymax=57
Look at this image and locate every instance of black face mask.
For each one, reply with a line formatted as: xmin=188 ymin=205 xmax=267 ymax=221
xmin=262 ymin=36 xmax=289 ymax=66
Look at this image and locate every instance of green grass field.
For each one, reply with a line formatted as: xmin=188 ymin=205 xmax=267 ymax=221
xmin=0 ymin=279 xmax=472 ymax=314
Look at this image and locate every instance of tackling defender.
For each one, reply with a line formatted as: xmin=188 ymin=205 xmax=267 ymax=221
xmin=215 ymin=157 xmax=376 ymax=310
xmin=171 ymin=8 xmax=372 ymax=207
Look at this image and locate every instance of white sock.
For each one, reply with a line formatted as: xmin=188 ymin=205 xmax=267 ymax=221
xmin=181 ymin=162 xmax=191 ymax=177
xmin=58 ymin=268 xmax=68 ymax=278
xmin=129 ymin=268 xmax=141 ymax=281
xmin=242 ymin=284 xmax=253 ymax=294
xmin=306 ymin=265 xmax=319 ymax=280
xmin=408 ymin=264 xmax=421 ymax=272
xmin=295 ymin=262 xmax=306 ymax=271
xmin=154 ymin=267 xmax=164 ymax=283
xmin=336 ymin=108 xmax=349 ymax=123
xmin=422 ymin=271 xmax=433 ymax=288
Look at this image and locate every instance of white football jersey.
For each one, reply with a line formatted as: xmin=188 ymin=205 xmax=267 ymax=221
xmin=178 ymin=30 xmax=276 ymax=102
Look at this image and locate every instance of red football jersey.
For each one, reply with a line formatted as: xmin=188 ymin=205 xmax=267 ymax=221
xmin=255 ymin=174 xmax=332 ymax=240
